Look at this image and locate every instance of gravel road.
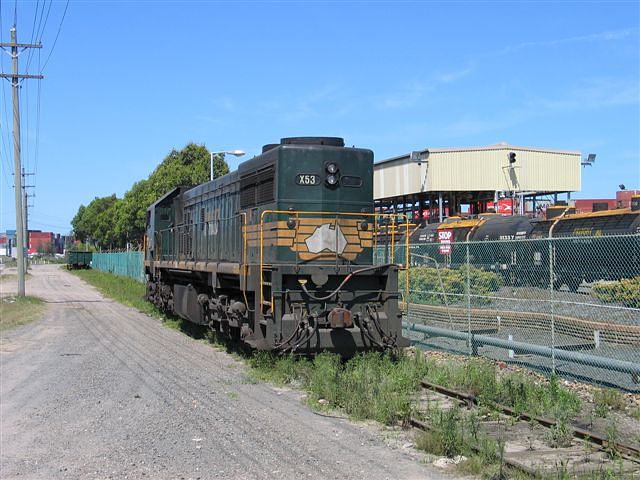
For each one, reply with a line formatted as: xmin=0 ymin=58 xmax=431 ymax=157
xmin=1 ymin=265 xmax=447 ymax=480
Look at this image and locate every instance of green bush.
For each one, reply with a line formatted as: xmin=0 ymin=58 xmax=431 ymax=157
xmin=400 ymin=265 xmax=503 ymax=305
xmin=591 ymin=277 xmax=640 ymax=308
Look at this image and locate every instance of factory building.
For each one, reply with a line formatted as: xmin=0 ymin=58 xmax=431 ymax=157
xmin=374 ymin=143 xmax=582 ymax=222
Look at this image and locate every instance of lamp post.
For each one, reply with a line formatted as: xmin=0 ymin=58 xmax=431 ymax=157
xmin=210 ymin=150 xmax=245 ymax=180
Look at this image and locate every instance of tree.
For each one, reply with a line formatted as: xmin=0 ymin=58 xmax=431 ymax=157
xmin=71 ymin=143 xmax=230 ymax=248
xmin=71 ymin=195 xmax=120 ymax=248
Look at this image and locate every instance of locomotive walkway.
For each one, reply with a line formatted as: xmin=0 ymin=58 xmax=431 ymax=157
xmin=0 ymin=265 xmax=446 ymax=480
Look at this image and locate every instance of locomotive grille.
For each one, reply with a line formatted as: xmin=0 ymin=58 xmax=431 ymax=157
xmin=240 ymin=166 xmax=275 ymax=208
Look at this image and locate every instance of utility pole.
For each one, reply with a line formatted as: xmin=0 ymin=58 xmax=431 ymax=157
xmin=0 ymin=26 xmax=43 ymax=296
xmin=22 ymin=169 xmax=35 ymax=271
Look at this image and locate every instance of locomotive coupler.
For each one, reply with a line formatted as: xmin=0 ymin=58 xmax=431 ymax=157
xmin=327 ymin=307 xmax=353 ymax=329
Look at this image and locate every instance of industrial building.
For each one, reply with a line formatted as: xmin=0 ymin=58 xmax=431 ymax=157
xmin=573 ymin=189 xmax=640 ymax=213
xmin=374 ymin=143 xmax=582 ymax=222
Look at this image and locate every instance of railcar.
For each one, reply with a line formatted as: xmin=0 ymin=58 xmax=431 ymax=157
xmin=408 ymin=214 xmax=536 ymax=284
xmin=145 ymin=137 xmax=409 ymax=355
xmin=66 ymin=250 xmax=93 ymax=270
xmin=528 ymin=197 xmax=640 ymax=290
xmin=402 ymin=196 xmax=640 ymax=290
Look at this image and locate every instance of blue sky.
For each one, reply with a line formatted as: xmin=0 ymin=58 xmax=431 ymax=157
xmin=1 ymin=0 xmax=638 ymax=234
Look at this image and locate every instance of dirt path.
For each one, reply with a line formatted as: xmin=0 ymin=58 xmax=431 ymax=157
xmin=0 ymin=265 xmax=447 ymax=480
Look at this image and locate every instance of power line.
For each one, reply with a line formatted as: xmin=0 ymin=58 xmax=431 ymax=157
xmin=26 ymin=0 xmax=50 ymax=73
xmin=36 ymin=0 xmax=52 ymax=43
xmin=26 ymin=0 xmax=40 ymax=69
xmin=29 ymin=0 xmax=39 ymax=50
xmin=22 ymin=66 xmax=29 ymax=174
xmin=34 ymin=49 xmax=41 ymax=176
xmin=0 ymin=0 xmax=14 ymax=179
xmin=28 ymin=0 xmax=39 ymax=45
xmin=41 ymin=0 xmax=68 ymax=72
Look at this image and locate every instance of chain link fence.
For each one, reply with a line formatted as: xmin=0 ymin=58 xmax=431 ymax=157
xmin=91 ymin=251 xmax=145 ymax=283
xmin=377 ymin=234 xmax=640 ymax=391
xmin=89 ymin=236 xmax=640 ymax=389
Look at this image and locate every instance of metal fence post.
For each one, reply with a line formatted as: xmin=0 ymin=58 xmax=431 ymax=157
xmin=548 ymin=237 xmax=556 ymax=374
xmin=466 ymin=242 xmax=472 ymax=355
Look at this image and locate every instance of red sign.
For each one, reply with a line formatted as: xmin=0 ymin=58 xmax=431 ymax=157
xmin=438 ymin=229 xmax=453 ymax=243
xmin=487 ymin=200 xmax=513 ymax=215
xmin=439 ymin=244 xmax=452 ymax=255
xmin=438 ymin=229 xmax=453 ymax=255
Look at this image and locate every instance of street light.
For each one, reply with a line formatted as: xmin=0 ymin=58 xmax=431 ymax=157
xmin=210 ymin=150 xmax=245 ymax=180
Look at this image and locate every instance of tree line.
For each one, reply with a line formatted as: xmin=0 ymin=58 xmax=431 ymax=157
xmin=71 ymin=143 xmax=230 ymax=250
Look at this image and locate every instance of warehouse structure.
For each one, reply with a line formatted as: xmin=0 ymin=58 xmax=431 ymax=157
xmin=374 ymin=143 xmax=582 ymax=222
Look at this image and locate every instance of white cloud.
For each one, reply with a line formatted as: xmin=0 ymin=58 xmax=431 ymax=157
xmin=211 ymin=96 xmax=235 ymax=111
xmin=492 ymin=28 xmax=636 ymax=56
xmin=376 ymin=65 xmax=475 ymax=110
xmin=527 ymin=78 xmax=639 ymax=111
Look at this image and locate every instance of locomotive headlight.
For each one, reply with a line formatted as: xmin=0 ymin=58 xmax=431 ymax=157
xmin=326 ymin=174 xmax=338 ymax=186
xmin=326 ymin=163 xmax=338 ymax=174
xmin=360 ymin=220 xmax=369 ymax=231
xmin=287 ymin=218 xmax=297 ymax=230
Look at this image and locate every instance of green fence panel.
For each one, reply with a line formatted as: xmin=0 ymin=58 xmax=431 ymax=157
xmin=91 ymin=251 xmax=145 ymax=283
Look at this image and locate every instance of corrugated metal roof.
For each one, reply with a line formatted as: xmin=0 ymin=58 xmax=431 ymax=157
xmin=374 ymin=143 xmax=582 ymax=199
xmin=375 ymin=143 xmax=580 ymax=167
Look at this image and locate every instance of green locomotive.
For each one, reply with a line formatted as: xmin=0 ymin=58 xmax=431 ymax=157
xmin=145 ymin=137 xmax=409 ymax=355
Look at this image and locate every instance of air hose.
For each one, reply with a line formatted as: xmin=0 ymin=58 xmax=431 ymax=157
xmin=299 ymin=263 xmax=396 ymax=301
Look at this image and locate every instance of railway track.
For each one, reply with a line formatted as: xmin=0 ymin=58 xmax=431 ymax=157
xmin=409 ymin=379 xmax=640 ymax=477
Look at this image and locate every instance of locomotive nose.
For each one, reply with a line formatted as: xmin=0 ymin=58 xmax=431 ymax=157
xmin=328 ymin=307 xmax=353 ymax=328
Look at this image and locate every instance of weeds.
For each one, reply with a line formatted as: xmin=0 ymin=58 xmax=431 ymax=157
xmin=604 ymin=421 xmax=620 ymax=460
xmin=415 ymin=405 xmax=466 ymax=457
xmin=593 ymin=388 xmax=626 ymax=418
xmin=545 ymin=412 xmax=573 ymax=448
xmin=0 ymin=295 xmax=45 ymax=331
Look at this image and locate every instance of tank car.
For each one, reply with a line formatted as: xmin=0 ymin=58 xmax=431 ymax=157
xmin=144 ymin=137 xmax=409 ymax=356
xmin=408 ymin=214 xmax=536 ymax=285
xmin=528 ymin=196 xmax=640 ymax=290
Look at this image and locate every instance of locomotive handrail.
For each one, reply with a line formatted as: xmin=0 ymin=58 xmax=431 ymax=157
xmin=259 ymin=209 xmax=410 ymax=314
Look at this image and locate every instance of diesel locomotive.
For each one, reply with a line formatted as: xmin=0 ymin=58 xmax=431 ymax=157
xmin=144 ymin=137 xmax=409 ymax=355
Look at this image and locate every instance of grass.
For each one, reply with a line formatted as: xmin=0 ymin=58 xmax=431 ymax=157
xmin=250 ymin=350 xmax=433 ymax=425
xmin=0 ymin=295 xmax=46 ymax=331
xmin=593 ymin=388 xmax=626 ymax=418
xmin=71 ymin=269 xmax=155 ymax=315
